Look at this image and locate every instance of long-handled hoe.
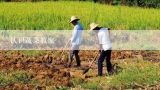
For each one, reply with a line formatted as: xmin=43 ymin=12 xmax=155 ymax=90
xmin=83 ymin=52 xmax=99 ymax=74
xmin=60 ymin=40 xmax=70 ymax=58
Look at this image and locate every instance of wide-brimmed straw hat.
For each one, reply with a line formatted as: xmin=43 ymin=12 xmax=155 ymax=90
xmin=90 ymin=23 xmax=99 ymax=30
xmin=70 ymin=16 xmax=80 ymax=23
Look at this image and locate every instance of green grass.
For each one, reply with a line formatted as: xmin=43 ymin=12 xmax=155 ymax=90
xmin=3 ymin=50 xmax=47 ymax=57
xmin=0 ymin=70 xmax=33 ymax=87
xmin=0 ymin=1 xmax=160 ymax=30
xmin=72 ymin=60 xmax=160 ymax=89
xmin=21 ymin=50 xmax=47 ymax=56
xmin=109 ymin=60 xmax=160 ymax=89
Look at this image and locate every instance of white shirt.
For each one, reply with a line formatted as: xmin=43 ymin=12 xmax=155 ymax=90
xmin=71 ymin=23 xmax=83 ymax=49
xmin=98 ymin=28 xmax=111 ymax=51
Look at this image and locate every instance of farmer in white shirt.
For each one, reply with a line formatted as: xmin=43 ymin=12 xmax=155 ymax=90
xmin=67 ymin=16 xmax=83 ymax=67
xmin=90 ymin=23 xmax=113 ymax=76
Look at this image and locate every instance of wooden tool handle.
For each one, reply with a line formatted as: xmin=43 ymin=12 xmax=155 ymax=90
xmin=89 ymin=52 xmax=99 ymax=67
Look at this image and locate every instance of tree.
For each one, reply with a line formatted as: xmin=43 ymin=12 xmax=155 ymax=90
xmin=93 ymin=0 xmax=98 ymax=3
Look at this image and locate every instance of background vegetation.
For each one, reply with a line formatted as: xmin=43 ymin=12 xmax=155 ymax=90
xmin=0 ymin=0 xmax=160 ymax=8
xmin=0 ymin=1 xmax=160 ymax=30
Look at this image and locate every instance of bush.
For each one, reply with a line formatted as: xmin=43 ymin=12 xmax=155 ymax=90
xmin=125 ymin=0 xmax=160 ymax=8
xmin=0 ymin=0 xmax=159 ymax=8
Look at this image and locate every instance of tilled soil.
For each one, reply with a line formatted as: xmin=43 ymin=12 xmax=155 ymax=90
xmin=0 ymin=51 xmax=71 ymax=90
xmin=0 ymin=50 xmax=160 ymax=89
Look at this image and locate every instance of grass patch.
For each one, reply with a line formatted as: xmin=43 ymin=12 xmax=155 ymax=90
xmin=71 ymin=77 xmax=105 ymax=90
xmin=109 ymin=60 xmax=160 ymax=89
xmin=0 ymin=70 xmax=35 ymax=87
xmin=21 ymin=50 xmax=47 ymax=56
xmin=81 ymin=79 xmax=101 ymax=90
xmin=0 ymin=73 xmax=12 ymax=87
xmin=74 ymin=60 xmax=160 ymax=89
xmin=2 ymin=50 xmax=47 ymax=57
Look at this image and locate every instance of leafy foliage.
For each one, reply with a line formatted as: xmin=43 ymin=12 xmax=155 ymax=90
xmin=0 ymin=0 xmax=159 ymax=8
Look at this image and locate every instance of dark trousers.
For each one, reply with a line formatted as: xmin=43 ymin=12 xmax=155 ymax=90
xmin=68 ymin=50 xmax=81 ymax=66
xmin=98 ymin=50 xmax=112 ymax=76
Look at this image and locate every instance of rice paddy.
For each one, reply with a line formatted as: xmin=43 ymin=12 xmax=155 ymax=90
xmin=0 ymin=1 xmax=160 ymax=30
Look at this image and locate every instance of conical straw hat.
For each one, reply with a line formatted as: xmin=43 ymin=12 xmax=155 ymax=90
xmin=70 ymin=16 xmax=80 ymax=23
xmin=90 ymin=23 xmax=99 ymax=30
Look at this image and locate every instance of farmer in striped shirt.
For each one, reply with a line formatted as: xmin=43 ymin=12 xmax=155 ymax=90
xmin=66 ymin=16 xmax=83 ymax=67
xmin=90 ymin=23 xmax=113 ymax=76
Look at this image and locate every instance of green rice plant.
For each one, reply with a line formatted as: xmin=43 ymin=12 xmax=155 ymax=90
xmin=0 ymin=1 xmax=159 ymax=30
